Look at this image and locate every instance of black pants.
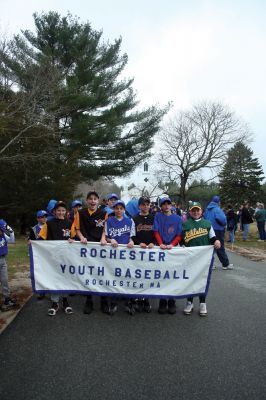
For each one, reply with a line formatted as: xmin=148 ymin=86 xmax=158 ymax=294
xmin=214 ymin=229 xmax=230 ymax=267
xmin=187 ymin=296 xmax=206 ymax=303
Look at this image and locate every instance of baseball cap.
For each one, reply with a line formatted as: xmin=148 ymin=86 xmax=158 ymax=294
xmin=107 ymin=193 xmax=119 ymax=201
xmin=86 ymin=191 xmax=99 ymax=199
xmin=189 ymin=202 xmax=202 ymax=211
xmin=138 ymin=197 xmax=150 ymax=206
xmin=36 ymin=210 xmax=48 ymax=218
xmin=159 ymin=197 xmax=172 ymax=207
xmin=113 ymin=200 xmax=125 ymax=209
xmin=0 ymin=219 xmax=7 ymax=229
xmin=212 ymin=195 xmax=220 ymax=203
xmin=71 ymin=200 xmax=82 ymax=208
xmin=54 ymin=201 xmax=67 ymax=210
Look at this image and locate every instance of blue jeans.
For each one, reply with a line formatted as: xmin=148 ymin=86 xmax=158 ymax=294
xmin=257 ymin=221 xmax=265 ymax=240
xmin=0 ymin=256 xmax=11 ymax=298
xmin=229 ymin=230 xmax=235 ymax=243
xmin=214 ymin=230 xmax=230 ymax=268
xmin=242 ymin=224 xmax=250 ymax=241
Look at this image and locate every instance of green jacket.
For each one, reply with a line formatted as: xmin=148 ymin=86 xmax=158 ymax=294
xmin=182 ymin=218 xmax=212 ymax=247
xmin=254 ymin=209 xmax=266 ymax=223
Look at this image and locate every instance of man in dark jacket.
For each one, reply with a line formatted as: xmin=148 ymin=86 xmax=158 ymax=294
xmin=241 ymin=202 xmax=253 ymax=241
xmin=204 ymin=196 xmax=233 ymax=270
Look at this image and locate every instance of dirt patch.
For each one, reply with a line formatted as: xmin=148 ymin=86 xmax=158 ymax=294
xmin=0 ymin=269 xmax=32 ymax=334
xmin=226 ymin=244 xmax=266 ymax=262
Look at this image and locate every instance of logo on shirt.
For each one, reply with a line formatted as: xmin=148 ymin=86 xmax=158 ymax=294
xmin=185 ymin=228 xmax=208 ymax=243
xmin=136 ymin=224 xmax=153 ymax=232
xmin=109 ymin=225 xmax=131 ymax=237
xmin=167 ymin=224 xmax=175 ymax=235
xmin=95 ymin=219 xmax=105 ymax=228
xmin=62 ymin=229 xmax=71 ymax=238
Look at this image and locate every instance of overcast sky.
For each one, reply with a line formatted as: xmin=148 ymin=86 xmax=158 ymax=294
xmin=1 ymin=0 xmax=266 ymax=178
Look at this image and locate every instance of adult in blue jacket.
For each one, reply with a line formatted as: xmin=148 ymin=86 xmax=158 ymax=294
xmin=204 ymin=196 xmax=233 ymax=270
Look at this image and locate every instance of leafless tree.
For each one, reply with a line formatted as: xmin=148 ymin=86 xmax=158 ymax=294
xmin=158 ymin=101 xmax=249 ymax=202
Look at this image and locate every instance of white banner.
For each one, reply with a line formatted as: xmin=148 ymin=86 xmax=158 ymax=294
xmin=30 ymin=241 xmax=214 ymax=298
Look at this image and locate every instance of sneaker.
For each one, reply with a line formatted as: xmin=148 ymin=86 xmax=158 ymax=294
xmin=212 ymin=265 xmax=216 ymax=270
xmin=126 ymin=301 xmax=135 ymax=316
xmin=47 ymin=302 xmax=59 ymax=316
xmin=2 ymin=297 xmax=17 ymax=311
xmin=109 ymin=303 xmax=118 ymax=316
xmin=37 ymin=294 xmax=45 ymax=300
xmin=168 ymin=299 xmax=177 ymax=314
xmin=62 ymin=298 xmax=73 ymax=314
xmin=134 ymin=299 xmax=144 ymax=313
xmin=222 ymin=264 xmax=234 ymax=270
xmin=199 ymin=302 xmax=207 ymax=317
xmin=101 ymin=298 xmax=109 ymax=314
xmin=83 ymin=298 xmax=93 ymax=314
xmin=143 ymin=299 xmax=152 ymax=313
xmin=158 ymin=299 xmax=167 ymax=314
xmin=183 ymin=301 xmax=194 ymax=315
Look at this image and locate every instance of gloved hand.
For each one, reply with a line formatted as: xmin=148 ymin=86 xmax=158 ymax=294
xmin=0 ymin=219 xmax=13 ymax=235
xmin=5 ymin=224 xmax=14 ymax=234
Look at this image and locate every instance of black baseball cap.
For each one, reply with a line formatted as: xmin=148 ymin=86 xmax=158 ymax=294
xmin=86 ymin=191 xmax=99 ymax=199
xmin=54 ymin=201 xmax=67 ymax=210
xmin=138 ymin=197 xmax=151 ymax=206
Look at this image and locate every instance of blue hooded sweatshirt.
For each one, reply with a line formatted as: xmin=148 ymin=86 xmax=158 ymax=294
xmin=46 ymin=199 xmax=57 ymax=221
xmin=204 ymin=201 xmax=227 ymax=231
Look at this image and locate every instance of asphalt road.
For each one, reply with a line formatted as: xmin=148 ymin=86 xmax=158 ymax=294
xmin=0 ymin=251 xmax=265 ymax=400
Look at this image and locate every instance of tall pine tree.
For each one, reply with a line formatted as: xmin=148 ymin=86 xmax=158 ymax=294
xmin=0 ymin=12 xmax=168 ymax=228
xmin=219 ymin=141 xmax=264 ymax=206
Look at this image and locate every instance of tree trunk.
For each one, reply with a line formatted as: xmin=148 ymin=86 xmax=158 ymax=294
xmin=180 ymin=174 xmax=188 ymax=204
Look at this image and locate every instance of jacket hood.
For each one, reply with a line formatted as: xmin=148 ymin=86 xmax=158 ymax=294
xmin=47 ymin=199 xmax=57 ymax=214
xmin=206 ymin=201 xmax=220 ymax=210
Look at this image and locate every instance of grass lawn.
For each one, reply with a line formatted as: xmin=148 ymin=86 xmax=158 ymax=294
xmin=6 ymin=236 xmax=30 ymax=280
xmin=225 ymin=222 xmax=266 ymax=251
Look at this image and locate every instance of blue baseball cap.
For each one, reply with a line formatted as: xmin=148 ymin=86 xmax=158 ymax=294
xmin=71 ymin=200 xmax=82 ymax=208
xmin=0 ymin=219 xmax=7 ymax=229
xmin=159 ymin=197 xmax=172 ymax=207
xmin=113 ymin=200 xmax=125 ymax=209
xmin=36 ymin=210 xmax=48 ymax=218
xmin=107 ymin=193 xmax=119 ymax=201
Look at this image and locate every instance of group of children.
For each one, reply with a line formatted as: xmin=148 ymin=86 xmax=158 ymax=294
xmin=1 ymin=192 xmax=221 ymax=317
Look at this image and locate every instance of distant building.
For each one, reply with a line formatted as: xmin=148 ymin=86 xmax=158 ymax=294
xmin=118 ymin=161 xmax=164 ymax=202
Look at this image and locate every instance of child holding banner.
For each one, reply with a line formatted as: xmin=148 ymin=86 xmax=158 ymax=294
xmin=28 ymin=210 xmax=48 ymax=241
xmin=38 ymin=201 xmax=74 ymax=316
xmin=153 ymin=197 xmax=182 ymax=314
xmin=28 ymin=210 xmax=48 ymax=300
xmin=73 ymin=191 xmax=107 ymax=314
xmin=101 ymin=200 xmax=135 ymax=316
xmin=182 ymin=202 xmax=221 ymax=316
xmin=132 ymin=196 xmax=155 ymax=314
